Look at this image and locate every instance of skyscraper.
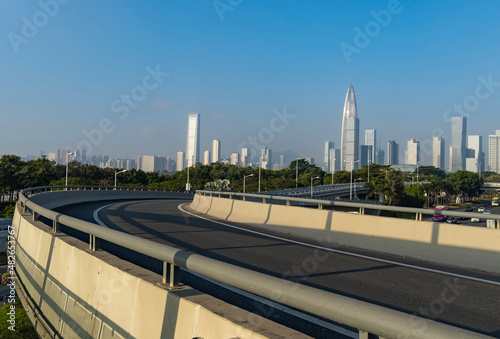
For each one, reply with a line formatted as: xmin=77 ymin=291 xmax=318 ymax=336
xmin=241 ymin=147 xmax=250 ymax=167
xmin=364 ymin=129 xmax=376 ymax=164
xmin=203 ymin=150 xmax=210 ymax=165
xmin=186 ymin=113 xmax=200 ymax=167
xmin=387 ymin=140 xmax=399 ymax=166
xmin=212 ymin=139 xmax=220 ymax=163
xmin=340 ymin=84 xmax=360 ymax=171
xmin=328 ymin=149 xmax=341 ymax=174
xmin=488 ymin=130 xmax=500 ymax=173
xmin=432 ymin=137 xmax=445 ymax=170
xmin=405 ymin=139 xmax=420 ymax=165
xmin=324 ymin=141 xmax=335 ymax=170
xmin=279 ymin=155 xmax=285 ymax=170
xmin=466 ymin=135 xmax=484 ymax=173
xmin=261 ymin=147 xmax=272 ymax=169
xmin=230 ymin=152 xmax=239 ymax=166
xmin=176 ymin=151 xmax=185 ymax=172
xmin=375 ymin=150 xmax=385 ymax=165
xmin=451 ymin=116 xmax=467 ymax=172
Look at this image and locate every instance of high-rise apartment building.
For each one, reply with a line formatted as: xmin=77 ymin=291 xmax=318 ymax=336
xmin=405 ymin=139 xmax=420 ymax=165
xmin=451 ymin=116 xmax=467 ymax=172
xmin=261 ymin=147 xmax=272 ymax=169
xmin=203 ymin=150 xmax=210 ymax=165
xmin=241 ymin=147 xmax=250 ymax=167
xmin=176 ymin=151 xmax=185 ymax=172
xmin=466 ymin=135 xmax=484 ymax=173
xmin=212 ymin=139 xmax=220 ymax=163
xmin=488 ymin=130 xmax=500 ymax=173
xmin=186 ymin=113 xmax=200 ymax=167
xmin=387 ymin=140 xmax=399 ymax=166
xmin=364 ymin=129 xmax=376 ymax=164
xmin=340 ymin=84 xmax=360 ymax=171
xmin=432 ymin=137 xmax=445 ymax=170
xmin=230 ymin=152 xmax=239 ymax=166
xmin=138 ymin=155 xmax=166 ymax=173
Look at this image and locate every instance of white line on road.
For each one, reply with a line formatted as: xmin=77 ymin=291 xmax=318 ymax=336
xmin=177 ymin=203 xmax=500 ymax=287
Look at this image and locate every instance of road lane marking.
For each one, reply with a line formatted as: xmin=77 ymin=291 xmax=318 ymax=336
xmin=178 ymin=203 xmax=500 ymax=287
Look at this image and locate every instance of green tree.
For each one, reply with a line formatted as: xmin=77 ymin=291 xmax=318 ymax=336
xmin=404 ymin=183 xmax=425 ymax=207
xmin=447 ymin=170 xmax=483 ymax=202
xmin=0 ymin=155 xmax=22 ymax=200
xmin=16 ymin=157 xmax=58 ymax=188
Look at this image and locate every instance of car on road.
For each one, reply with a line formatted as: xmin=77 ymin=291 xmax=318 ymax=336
xmin=471 ymin=217 xmax=481 ymax=223
xmin=483 ymin=210 xmax=491 ymax=215
xmin=465 ymin=206 xmax=473 ymax=212
xmin=432 ymin=206 xmax=448 ymax=222
xmin=446 ymin=217 xmax=458 ymax=224
xmin=478 ymin=207 xmax=485 ymax=213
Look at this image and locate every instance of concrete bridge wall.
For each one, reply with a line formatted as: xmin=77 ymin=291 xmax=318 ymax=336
xmin=191 ymin=194 xmax=500 ymax=275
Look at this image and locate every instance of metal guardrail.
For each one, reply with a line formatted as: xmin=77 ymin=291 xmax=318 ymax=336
xmin=17 ymin=186 xmax=495 ymax=339
xmin=197 ymin=190 xmax=500 ymax=225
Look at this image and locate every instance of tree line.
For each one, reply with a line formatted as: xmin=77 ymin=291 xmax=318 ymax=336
xmin=0 ymin=154 xmax=489 ymax=208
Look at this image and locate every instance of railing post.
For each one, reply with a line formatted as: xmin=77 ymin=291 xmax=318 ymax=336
xmin=32 ymin=212 xmax=38 ymax=222
xmin=286 ymin=200 xmax=290 ymax=206
xmin=53 ymin=220 xmax=60 ymax=233
xmin=243 ymin=196 xmax=246 ymax=201
xmin=262 ymin=198 xmax=266 ymax=204
xmin=360 ymin=207 xmax=365 ymax=215
xmin=163 ymin=261 xmax=179 ymax=288
xmin=415 ymin=213 xmax=422 ymax=221
xmin=90 ymin=235 xmax=100 ymax=251
xmin=318 ymin=203 xmax=323 ymax=210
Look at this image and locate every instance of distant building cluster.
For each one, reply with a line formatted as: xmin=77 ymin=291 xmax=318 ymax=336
xmin=29 ymin=85 xmax=500 ymax=176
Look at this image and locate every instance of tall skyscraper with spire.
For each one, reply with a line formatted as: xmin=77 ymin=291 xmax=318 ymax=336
xmin=340 ymin=84 xmax=360 ymax=171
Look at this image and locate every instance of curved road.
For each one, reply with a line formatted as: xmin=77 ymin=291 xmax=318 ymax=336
xmin=54 ymin=199 xmax=500 ymax=338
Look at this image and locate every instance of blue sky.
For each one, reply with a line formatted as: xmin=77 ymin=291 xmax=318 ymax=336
xmin=1 ymin=0 xmax=499 ymax=167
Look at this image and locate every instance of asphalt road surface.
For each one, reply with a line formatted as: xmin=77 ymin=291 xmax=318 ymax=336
xmin=52 ymin=199 xmax=500 ymax=338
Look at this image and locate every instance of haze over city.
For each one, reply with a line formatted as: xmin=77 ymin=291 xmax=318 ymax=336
xmin=2 ymin=1 xmax=500 ymax=167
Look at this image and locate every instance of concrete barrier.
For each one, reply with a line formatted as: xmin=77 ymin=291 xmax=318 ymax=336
xmin=191 ymin=195 xmax=500 ymax=275
xmin=13 ymin=200 xmax=307 ymax=338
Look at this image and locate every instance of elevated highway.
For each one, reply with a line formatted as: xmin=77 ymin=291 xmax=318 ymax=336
xmin=11 ymin=186 xmax=500 ymax=338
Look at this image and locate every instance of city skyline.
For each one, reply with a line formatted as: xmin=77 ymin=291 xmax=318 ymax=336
xmin=2 ymin=2 xmax=500 ymax=168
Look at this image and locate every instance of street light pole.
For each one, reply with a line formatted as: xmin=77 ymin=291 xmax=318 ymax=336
xmin=344 ymin=159 xmax=360 ymax=200
xmin=311 ymin=176 xmax=320 ymax=197
xmin=417 ymin=161 xmax=420 ymax=183
xmin=258 ymin=157 xmax=262 ymax=193
xmin=243 ymin=174 xmax=254 ymax=193
xmin=186 ymin=156 xmax=194 ymax=191
xmin=65 ymin=151 xmax=74 ymax=191
xmin=295 ymin=158 xmax=300 ymax=189
xmin=115 ymin=169 xmax=127 ymax=189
